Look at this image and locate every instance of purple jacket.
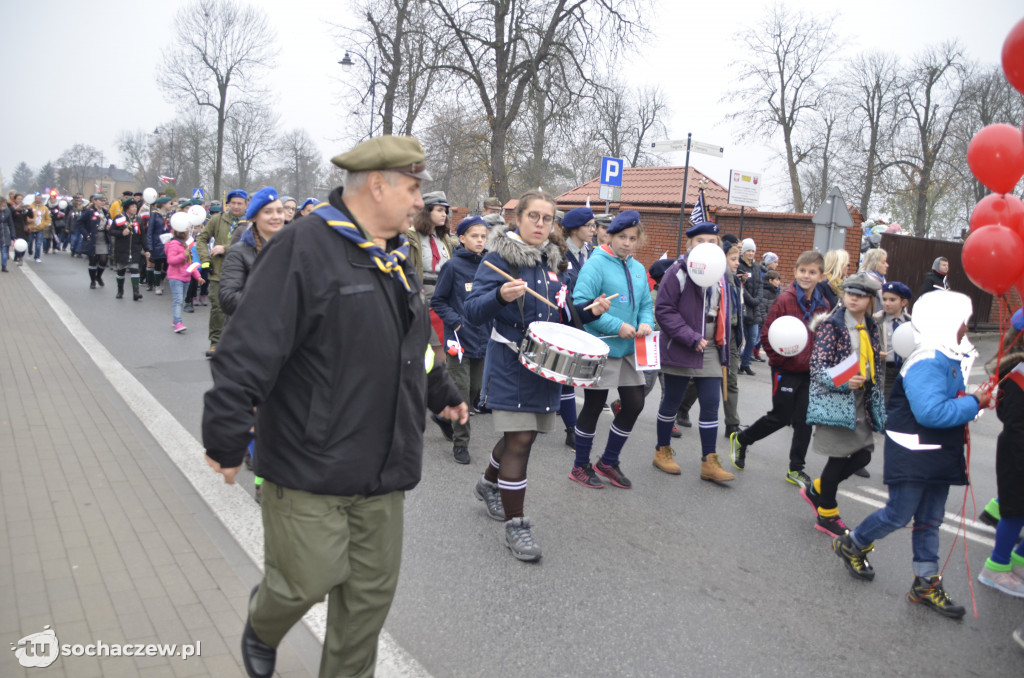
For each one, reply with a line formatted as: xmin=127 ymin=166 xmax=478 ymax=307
xmin=655 ymin=257 xmax=731 ymax=369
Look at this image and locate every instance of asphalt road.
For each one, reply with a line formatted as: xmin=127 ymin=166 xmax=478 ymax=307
xmin=25 ymin=251 xmax=1023 ymax=677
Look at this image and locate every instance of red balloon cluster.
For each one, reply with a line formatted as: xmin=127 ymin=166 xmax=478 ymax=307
xmin=961 ymin=18 xmax=1024 ymax=299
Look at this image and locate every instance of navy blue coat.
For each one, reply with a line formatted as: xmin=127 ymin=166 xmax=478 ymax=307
xmin=882 ymin=349 xmax=979 ymax=486
xmin=76 ymin=208 xmax=110 ymax=257
xmin=147 ymin=211 xmax=170 ymax=259
xmin=431 ymin=246 xmax=489 ymax=360
xmin=464 ymin=228 xmax=598 ymax=413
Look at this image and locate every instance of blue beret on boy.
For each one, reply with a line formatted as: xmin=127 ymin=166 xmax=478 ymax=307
xmin=300 ymin=198 xmax=318 ymax=210
xmin=244 ymin=186 xmax=279 ymax=221
xmin=686 ymin=221 xmax=720 ymax=238
xmin=648 ymin=258 xmax=674 ymax=283
xmin=607 ymin=210 xmax=640 ymax=235
xmin=456 ymin=215 xmax=487 ymax=236
xmin=226 ymin=189 xmax=249 ymax=202
xmin=882 ymin=281 xmax=912 ymax=300
xmin=562 ymin=207 xmax=594 ymax=230
xmin=1011 ymin=307 xmax=1023 ymax=331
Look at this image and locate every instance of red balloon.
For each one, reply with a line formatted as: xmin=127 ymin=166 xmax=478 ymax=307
xmin=970 ymin=193 xmax=1024 ymax=238
xmin=968 ymin=124 xmax=1024 ymax=194
xmin=962 ymin=225 xmax=1024 ymax=296
xmin=1003 ymin=17 xmax=1024 ymax=96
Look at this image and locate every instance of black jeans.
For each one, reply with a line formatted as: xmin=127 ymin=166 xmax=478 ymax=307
xmin=737 ymin=370 xmax=811 ymax=472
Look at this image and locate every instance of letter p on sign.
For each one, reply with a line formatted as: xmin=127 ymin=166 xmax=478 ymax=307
xmin=601 ymin=157 xmax=623 ymax=187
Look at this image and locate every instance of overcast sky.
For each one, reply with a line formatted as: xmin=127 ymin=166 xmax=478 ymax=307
xmin=2 ymin=0 xmax=1018 ymax=209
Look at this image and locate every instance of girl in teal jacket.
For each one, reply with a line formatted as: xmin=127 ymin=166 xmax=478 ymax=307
xmin=569 ymin=210 xmax=655 ymax=490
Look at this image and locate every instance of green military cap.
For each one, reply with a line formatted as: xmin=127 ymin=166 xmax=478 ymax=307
xmin=554 ymin=209 xmax=565 ymax=222
xmin=594 ymin=213 xmax=613 ymax=226
xmin=482 ymin=197 xmax=502 ymax=209
xmin=422 ymin=191 xmax=449 ymax=208
xmin=331 ymin=135 xmax=432 ymax=181
xmin=153 ymin=196 xmax=171 ymax=205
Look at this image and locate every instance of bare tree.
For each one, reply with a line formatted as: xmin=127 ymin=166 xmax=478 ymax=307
xmin=841 ymin=51 xmax=904 ymax=217
xmin=798 ymin=98 xmax=843 ymax=213
xmin=589 ymin=79 xmax=669 ymax=168
xmin=276 ymin=129 xmax=323 ymax=200
xmin=887 ymin=41 xmax=969 ymax=236
xmin=174 ymin=111 xmax=218 ymax=196
xmin=726 ymin=5 xmax=841 ymax=212
xmin=423 ymin=0 xmax=648 ymax=201
xmin=157 ymin=0 xmax=277 ymax=199
xmin=57 ymin=144 xmax=103 ymax=195
xmin=117 ymin=130 xmax=156 ymax=186
xmin=228 ymin=102 xmax=279 ymax=189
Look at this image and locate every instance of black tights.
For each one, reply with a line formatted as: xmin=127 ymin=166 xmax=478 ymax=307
xmin=488 ymin=431 xmax=537 ymax=483
xmin=576 ymin=385 xmax=645 ymax=432
xmin=818 ymin=447 xmax=872 ymax=510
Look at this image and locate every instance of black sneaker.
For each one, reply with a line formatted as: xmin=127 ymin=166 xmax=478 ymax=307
xmin=564 ymin=427 xmax=575 ymax=450
xmin=739 ymin=366 xmax=756 ymax=376
xmin=853 ymin=466 xmax=870 ymax=478
xmin=671 ymin=425 xmax=682 ymax=438
xmin=474 ymin=477 xmax=504 ymax=521
xmin=800 ymin=484 xmax=820 ymax=516
xmin=833 ymin=533 xmax=875 ymax=581
xmin=729 ymin=432 xmax=747 ymax=470
xmin=815 ymin=514 xmax=849 ymax=538
xmin=431 ymin=413 xmax=454 ymax=442
xmin=595 ymin=460 xmax=632 ymax=489
xmin=676 ymin=411 xmax=692 ymax=428
xmin=907 ymin=575 xmax=965 ymax=619
xmin=569 ymin=463 xmax=604 ymax=489
xmin=452 ymin=446 xmax=470 ymax=465
xmin=786 ymin=469 xmax=812 ymax=489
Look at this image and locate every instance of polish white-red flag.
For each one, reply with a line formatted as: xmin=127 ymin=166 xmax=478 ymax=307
xmin=158 ymin=175 xmax=176 ymax=184
xmin=828 ymin=353 xmax=860 ymax=387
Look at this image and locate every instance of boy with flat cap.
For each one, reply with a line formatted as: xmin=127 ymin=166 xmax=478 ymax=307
xmin=203 ymin=135 xmax=466 ymax=678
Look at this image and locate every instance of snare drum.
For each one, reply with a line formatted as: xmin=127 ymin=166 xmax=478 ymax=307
xmin=518 ymin=322 xmax=609 ymax=387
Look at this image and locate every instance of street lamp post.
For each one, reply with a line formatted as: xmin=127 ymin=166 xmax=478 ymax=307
xmin=339 ymin=51 xmax=378 ymax=138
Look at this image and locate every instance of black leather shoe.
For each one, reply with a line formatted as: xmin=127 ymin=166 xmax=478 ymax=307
xmin=723 ymin=424 xmax=740 ymax=438
xmin=242 ymin=585 xmax=276 ymax=678
xmin=853 ymin=466 xmax=870 ymax=478
xmin=453 ymin=446 xmax=470 ymax=464
xmin=739 ymin=366 xmax=756 ymax=376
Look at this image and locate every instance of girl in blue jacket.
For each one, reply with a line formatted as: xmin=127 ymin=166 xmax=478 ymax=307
xmin=464 ymin=191 xmax=610 ymax=562
xmin=569 ymin=210 xmax=654 ymax=490
xmin=431 ymin=216 xmax=490 ymax=466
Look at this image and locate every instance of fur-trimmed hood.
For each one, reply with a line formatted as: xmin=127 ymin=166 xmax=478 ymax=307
xmin=808 ymin=304 xmax=876 ymax=333
xmin=485 ymin=224 xmax=562 ymax=272
xmin=986 ymin=348 xmax=1024 ymax=378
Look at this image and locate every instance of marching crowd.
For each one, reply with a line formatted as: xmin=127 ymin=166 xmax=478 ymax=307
xmin=5 ymin=134 xmax=1021 ymax=676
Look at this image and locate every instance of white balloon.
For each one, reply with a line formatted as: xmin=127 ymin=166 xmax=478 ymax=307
xmin=685 ymin=242 xmax=727 ymax=287
xmin=891 ymin=321 xmax=917 ymax=359
xmin=13 ymin=238 xmax=27 ymax=253
xmin=143 ymin=187 xmax=158 ymax=204
xmin=170 ymin=212 xmax=193 ymax=233
xmin=58 ymin=200 xmax=68 ymax=210
xmin=159 ymin=233 xmax=174 ymax=245
xmin=187 ymin=204 xmax=207 ymax=226
xmin=768 ymin=315 xmax=809 ymax=357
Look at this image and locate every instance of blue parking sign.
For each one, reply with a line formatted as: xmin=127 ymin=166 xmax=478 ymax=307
xmin=601 ymin=156 xmax=623 ymax=187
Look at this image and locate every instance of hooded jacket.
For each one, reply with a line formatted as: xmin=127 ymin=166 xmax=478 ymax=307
xmin=760 ymin=282 xmax=831 ymax=373
xmin=655 ymin=256 xmax=732 ymax=370
xmin=572 ymin=245 xmax=655 ymax=359
xmin=464 ymin=226 xmax=597 ymax=412
xmin=430 ymin=245 xmax=489 ymax=359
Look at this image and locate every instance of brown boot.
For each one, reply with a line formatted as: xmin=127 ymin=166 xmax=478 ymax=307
xmin=700 ymin=453 xmax=735 ymax=482
xmin=653 ymin=446 xmax=681 ymax=475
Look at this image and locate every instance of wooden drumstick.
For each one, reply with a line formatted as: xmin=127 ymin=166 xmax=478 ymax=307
xmin=483 ymin=260 xmax=560 ymax=311
xmin=584 ymin=293 xmax=619 ymax=311
xmin=722 ymin=365 xmax=728 ymax=402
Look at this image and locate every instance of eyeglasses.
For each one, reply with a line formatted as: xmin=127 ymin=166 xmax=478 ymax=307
xmin=525 ymin=211 xmax=554 ymax=225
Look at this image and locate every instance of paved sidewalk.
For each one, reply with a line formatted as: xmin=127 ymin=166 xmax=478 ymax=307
xmin=0 ymin=266 xmax=319 ymax=677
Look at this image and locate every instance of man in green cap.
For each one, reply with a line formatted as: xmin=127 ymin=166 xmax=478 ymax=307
xmin=202 ymin=136 xmax=467 ymax=678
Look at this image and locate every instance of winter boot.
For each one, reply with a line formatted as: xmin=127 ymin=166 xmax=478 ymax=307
xmin=131 ymin=277 xmax=142 ymax=301
xmin=700 ymin=453 xmax=735 ymax=482
xmin=116 ymin=277 xmax=124 ymax=299
xmin=653 ymin=445 xmax=681 ymax=475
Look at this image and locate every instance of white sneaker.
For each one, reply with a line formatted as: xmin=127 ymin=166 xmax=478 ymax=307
xmin=978 ymin=564 xmax=1024 ymax=598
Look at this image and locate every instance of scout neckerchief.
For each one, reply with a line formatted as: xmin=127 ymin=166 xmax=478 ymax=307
xmin=855 ymin=321 xmax=876 ymax=383
xmin=312 ymin=202 xmax=412 ymax=292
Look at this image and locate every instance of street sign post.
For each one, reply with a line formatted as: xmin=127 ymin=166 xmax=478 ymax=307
xmin=690 ymin=141 xmax=724 ymax=158
xmin=601 ymin=156 xmax=623 ymax=187
xmin=811 ymin=186 xmax=854 ymax=253
xmin=598 ymin=185 xmax=621 ymax=202
xmin=727 ymin=170 xmax=762 ymax=209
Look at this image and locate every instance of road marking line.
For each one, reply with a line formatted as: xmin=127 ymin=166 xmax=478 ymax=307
xmin=21 ymin=266 xmax=431 ymax=678
xmin=838 ymin=488 xmax=995 ymax=548
xmin=853 ymin=485 xmax=997 ymax=534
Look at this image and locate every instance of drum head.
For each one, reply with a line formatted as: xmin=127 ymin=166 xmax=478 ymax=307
xmin=528 ymin=322 xmax=609 ymax=357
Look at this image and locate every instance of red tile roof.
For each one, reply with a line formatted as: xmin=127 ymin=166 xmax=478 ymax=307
xmin=555 ymin=166 xmax=736 ymax=209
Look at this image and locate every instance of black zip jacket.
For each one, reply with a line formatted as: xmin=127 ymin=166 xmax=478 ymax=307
xmin=202 ymin=187 xmax=463 ymax=496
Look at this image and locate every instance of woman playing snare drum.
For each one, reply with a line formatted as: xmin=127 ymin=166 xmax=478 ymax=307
xmin=464 ymin=190 xmax=611 ymax=562
xmin=569 ymin=210 xmax=654 ymax=489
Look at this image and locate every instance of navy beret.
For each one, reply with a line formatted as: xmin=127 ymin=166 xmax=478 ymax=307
xmin=648 ymin=258 xmax=674 ymax=282
xmin=300 ymin=198 xmax=318 ymax=210
xmin=882 ymin=281 xmax=912 ymax=300
xmin=226 ymin=189 xmax=249 ymax=202
xmin=456 ymin=215 xmax=487 ymax=236
xmin=244 ymin=186 xmax=280 ymax=221
xmin=686 ymin=221 xmax=720 ymax=238
xmin=607 ymin=210 xmax=641 ymax=235
xmin=1013 ymin=308 xmax=1023 ymax=331
xmin=562 ymin=207 xmax=594 ymax=230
